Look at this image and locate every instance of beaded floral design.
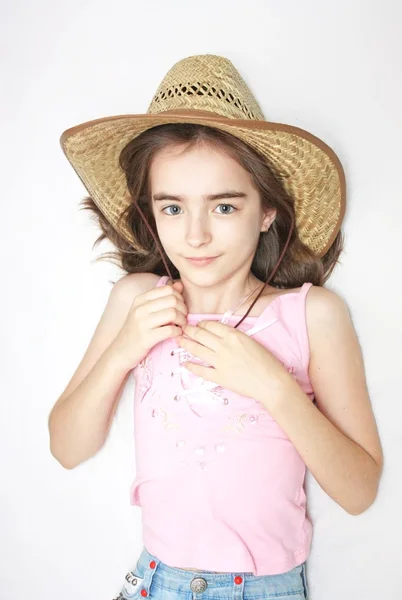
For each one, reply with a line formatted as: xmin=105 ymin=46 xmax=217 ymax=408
xmin=174 ymin=438 xmax=228 ymax=471
xmin=136 ymin=355 xmax=153 ymax=403
xmin=170 ymin=347 xmax=228 ymax=416
xmin=282 ymin=362 xmax=297 ymax=378
xmin=222 ymin=411 xmax=267 ymax=434
xmin=150 ymin=405 xmax=180 ymax=430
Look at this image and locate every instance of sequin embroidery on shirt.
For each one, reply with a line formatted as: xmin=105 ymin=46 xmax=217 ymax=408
xmin=173 ymin=438 xmax=227 ymax=472
xmin=281 ymin=361 xmax=298 ymax=379
xmin=222 ymin=410 xmax=267 ymax=434
xmin=148 ymin=392 xmax=180 ymax=430
xmin=159 ymin=407 xmax=180 ymax=430
xmin=136 ymin=355 xmax=153 ymax=403
xmin=170 ymin=349 xmax=228 ymax=417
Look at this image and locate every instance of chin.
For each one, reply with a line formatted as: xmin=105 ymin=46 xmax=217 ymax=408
xmin=181 ymin=269 xmax=228 ymax=285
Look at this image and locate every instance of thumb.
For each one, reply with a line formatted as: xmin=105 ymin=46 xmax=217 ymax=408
xmin=172 ymin=280 xmax=184 ymax=291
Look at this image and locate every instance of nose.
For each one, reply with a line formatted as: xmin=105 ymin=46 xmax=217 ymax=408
xmin=185 ymin=217 xmax=212 ymax=247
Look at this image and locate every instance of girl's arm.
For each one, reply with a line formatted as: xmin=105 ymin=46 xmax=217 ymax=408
xmin=261 ymin=286 xmax=383 ymax=515
xmin=48 ymin=272 xmax=159 ymax=469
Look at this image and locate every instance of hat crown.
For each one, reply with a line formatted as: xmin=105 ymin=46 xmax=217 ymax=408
xmin=147 ymin=54 xmax=265 ymax=121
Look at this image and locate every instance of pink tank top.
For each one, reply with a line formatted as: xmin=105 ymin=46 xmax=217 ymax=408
xmin=130 ymin=275 xmax=314 ymax=576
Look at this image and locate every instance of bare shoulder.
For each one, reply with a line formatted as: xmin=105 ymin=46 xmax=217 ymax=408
xmin=305 ymin=284 xmax=353 ymax=360
xmin=305 ymin=284 xmax=350 ymax=327
xmin=110 ymin=272 xmax=162 ymax=303
xmin=305 ymin=283 xmax=348 ymax=308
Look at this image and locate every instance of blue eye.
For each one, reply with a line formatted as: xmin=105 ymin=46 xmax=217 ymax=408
xmin=161 ymin=205 xmax=181 ymax=216
xmin=161 ymin=204 xmax=237 ymax=216
xmin=216 ymin=204 xmax=236 ymax=214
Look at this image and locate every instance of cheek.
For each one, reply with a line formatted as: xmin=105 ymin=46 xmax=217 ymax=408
xmin=221 ymin=220 xmax=260 ymax=249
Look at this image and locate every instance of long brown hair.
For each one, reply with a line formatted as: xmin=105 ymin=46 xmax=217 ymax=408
xmin=79 ymin=123 xmax=344 ymax=325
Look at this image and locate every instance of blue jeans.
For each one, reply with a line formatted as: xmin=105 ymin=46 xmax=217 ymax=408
xmin=114 ymin=547 xmax=309 ymax=600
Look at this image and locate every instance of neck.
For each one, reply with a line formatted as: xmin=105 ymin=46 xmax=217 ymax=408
xmin=177 ymin=274 xmax=264 ymax=314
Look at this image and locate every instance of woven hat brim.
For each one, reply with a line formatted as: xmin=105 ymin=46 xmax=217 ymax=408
xmin=60 ymin=111 xmax=346 ymax=257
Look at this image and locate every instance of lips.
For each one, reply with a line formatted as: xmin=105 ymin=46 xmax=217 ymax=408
xmin=186 ymin=256 xmax=217 ymax=260
xmin=186 ymin=256 xmax=218 ymax=266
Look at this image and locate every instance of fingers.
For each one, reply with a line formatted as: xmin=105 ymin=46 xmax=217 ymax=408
xmin=181 ymin=324 xmax=220 ymax=352
xmin=178 ymin=336 xmax=216 ymax=365
xmin=135 ymin=280 xmax=184 ymax=307
xmin=148 ymin=306 xmax=187 ymax=330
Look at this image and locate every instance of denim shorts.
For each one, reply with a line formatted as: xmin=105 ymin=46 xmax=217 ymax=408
xmin=114 ymin=547 xmax=309 ymax=600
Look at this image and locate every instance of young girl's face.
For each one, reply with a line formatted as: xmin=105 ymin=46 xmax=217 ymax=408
xmin=149 ymin=142 xmax=275 ymax=285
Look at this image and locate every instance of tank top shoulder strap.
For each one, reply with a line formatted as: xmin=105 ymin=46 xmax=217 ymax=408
xmin=244 ymin=282 xmax=313 ymax=338
xmin=257 ymin=282 xmax=313 ymax=322
xmin=155 ymin=275 xmax=170 ymax=288
xmin=288 ymin=282 xmax=313 ymax=371
xmin=300 ymin=281 xmax=314 ymax=298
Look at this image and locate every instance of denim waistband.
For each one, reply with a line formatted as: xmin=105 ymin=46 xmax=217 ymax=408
xmin=121 ymin=546 xmax=308 ymax=599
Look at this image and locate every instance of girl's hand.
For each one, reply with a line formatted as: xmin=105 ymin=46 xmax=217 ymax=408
xmin=114 ymin=279 xmax=187 ymax=368
xmin=177 ymin=321 xmax=292 ymax=405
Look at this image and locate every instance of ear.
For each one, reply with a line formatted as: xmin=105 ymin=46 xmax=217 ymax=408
xmin=261 ymin=208 xmax=277 ymax=233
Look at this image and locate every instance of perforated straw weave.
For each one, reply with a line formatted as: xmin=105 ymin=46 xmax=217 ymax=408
xmin=60 ymin=54 xmax=346 ymax=257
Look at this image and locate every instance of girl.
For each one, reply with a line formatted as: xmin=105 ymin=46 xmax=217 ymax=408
xmin=49 ymin=55 xmax=383 ymax=600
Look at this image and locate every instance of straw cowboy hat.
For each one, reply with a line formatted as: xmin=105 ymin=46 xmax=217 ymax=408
xmin=60 ymin=54 xmax=346 ymax=257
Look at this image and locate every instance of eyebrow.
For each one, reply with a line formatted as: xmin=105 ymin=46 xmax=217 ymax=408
xmin=152 ymin=190 xmax=247 ymax=202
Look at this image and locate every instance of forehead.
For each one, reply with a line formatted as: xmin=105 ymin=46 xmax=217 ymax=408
xmin=149 ymin=143 xmax=251 ymax=190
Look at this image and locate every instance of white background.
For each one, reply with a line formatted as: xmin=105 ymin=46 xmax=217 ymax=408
xmin=1 ymin=0 xmax=401 ymax=598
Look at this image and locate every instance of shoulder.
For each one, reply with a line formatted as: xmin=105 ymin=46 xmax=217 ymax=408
xmin=99 ymin=272 xmax=162 ymax=331
xmin=304 ymin=285 xmax=354 ymax=360
xmin=107 ymin=273 xmax=162 ymax=313
xmin=305 ymin=284 xmax=350 ymax=324
xmin=110 ymin=272 xmax=161 ymax=303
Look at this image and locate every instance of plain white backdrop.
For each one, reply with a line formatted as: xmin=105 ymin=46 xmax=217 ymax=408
xmin=1 ymin=0 xmax=401 ymax=598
